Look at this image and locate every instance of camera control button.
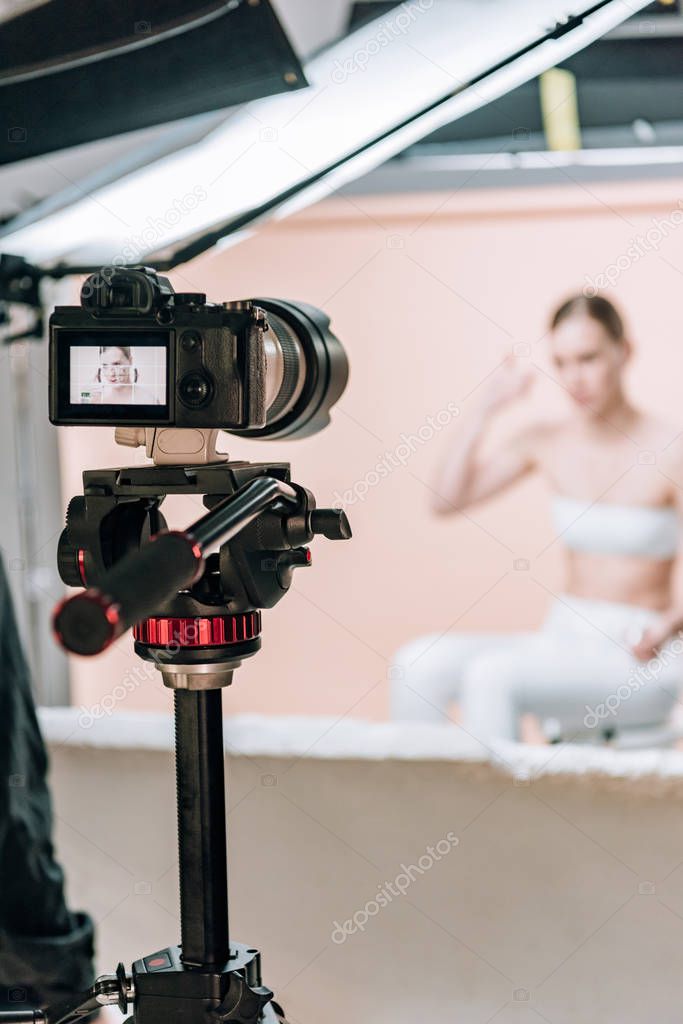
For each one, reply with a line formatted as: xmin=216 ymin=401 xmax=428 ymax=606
xmin=156 ymin=307 xmax=175 ymax=324
xmin=144 ymin=952 xmax=172 ymax=972
xmin=178 ymin=371 xmax=213 ymax=408
xmin=180 ymin=330 xmax=202 ymax=352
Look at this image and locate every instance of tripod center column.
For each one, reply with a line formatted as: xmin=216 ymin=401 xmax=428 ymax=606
xmin=174 ymin=688 xmax=230 ymax=968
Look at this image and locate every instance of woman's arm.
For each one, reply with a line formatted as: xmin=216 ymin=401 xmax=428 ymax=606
xmin=632 ymin=450 xmax=683 ymax=660
xmin=433 ymin=359 xmax=537 ymax=514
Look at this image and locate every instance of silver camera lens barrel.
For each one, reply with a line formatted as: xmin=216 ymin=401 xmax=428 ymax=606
xmin=263 ymin=315 xmax=306 ymax=421
xmin=239 ymin=299 xmax=348 ymax=440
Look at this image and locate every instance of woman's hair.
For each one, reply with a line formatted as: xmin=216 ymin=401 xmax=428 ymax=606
xmin=549 ymin=294 xmax=625 ymax=342
xmin=99 ymin=345 xmax=132 ymax=361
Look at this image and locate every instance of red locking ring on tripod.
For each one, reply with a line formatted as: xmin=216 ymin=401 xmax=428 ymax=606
xmin=134 ymin=611 xmax=262 ymax=648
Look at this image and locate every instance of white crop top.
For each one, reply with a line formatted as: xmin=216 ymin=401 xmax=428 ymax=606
xmin=552 ymin=496 xmax=679 ymax=560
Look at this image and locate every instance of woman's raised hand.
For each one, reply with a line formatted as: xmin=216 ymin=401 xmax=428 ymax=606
xmin=480 ymin=356 xmax=535 ymax=415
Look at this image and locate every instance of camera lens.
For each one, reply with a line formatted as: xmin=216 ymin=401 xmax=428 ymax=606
xmin=237 ymin=300 xmax=348 ymax=440
xmin=178 ymin=371 xmax=213 ymax=408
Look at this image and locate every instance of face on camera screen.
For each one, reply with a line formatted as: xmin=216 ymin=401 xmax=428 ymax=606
xmin=69 ymin=344 xmax=167 ymax=406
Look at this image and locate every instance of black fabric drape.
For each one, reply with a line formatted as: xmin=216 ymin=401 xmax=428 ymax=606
xmin=0 ymin=557 xmax=94 ymax=1004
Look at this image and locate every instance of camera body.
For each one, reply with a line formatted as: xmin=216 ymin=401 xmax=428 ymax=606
xmin=50 ymin=264 xmax=348 ymax=440
xmin=49 ymin=267 xmax=269 ymax=429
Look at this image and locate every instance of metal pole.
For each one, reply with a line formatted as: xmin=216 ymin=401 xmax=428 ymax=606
xmin=174 ymin=688 xmax=230 ymax=967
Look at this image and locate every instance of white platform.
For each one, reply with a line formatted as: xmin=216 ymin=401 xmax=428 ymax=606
xmin=39 ymin=708 xmax=683 ymax=1023
xmin=39 ymin=706 xmax=683 ymax=791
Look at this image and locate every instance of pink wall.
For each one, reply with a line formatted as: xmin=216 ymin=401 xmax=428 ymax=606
xmin=60 ymin=176 xmax=683 ymax=719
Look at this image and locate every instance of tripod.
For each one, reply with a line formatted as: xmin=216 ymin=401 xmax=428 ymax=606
xmin=1 ymin=431 xmax=350 ymax=1024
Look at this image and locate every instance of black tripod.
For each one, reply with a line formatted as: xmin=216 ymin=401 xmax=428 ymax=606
xmin=1 ymin=449 xmax=350 ymax=1024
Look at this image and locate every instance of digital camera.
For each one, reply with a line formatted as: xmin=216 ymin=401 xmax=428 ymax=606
xmin=49 ymin=266 xmax=348 ymax=438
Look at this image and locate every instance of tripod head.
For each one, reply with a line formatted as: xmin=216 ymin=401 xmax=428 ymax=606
xmin=53 ymin=433 xmax=350 ymax=689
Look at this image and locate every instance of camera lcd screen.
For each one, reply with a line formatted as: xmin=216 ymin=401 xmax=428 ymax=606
xmin=53 ymin=330 xmax=172 ymax=424
xmin=70 ymin=344 xmax=167 ymax=406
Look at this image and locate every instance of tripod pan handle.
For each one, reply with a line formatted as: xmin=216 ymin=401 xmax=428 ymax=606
xmin=53 ymin=531 xmax=203 ymax=656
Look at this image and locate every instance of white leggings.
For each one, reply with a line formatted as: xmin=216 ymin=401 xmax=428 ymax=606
xmin=390 ymin=594 xmax=683 ymax=742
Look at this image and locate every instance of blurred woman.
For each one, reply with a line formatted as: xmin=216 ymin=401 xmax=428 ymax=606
xmin=391 ymin=295 xmax=683 ymax=743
